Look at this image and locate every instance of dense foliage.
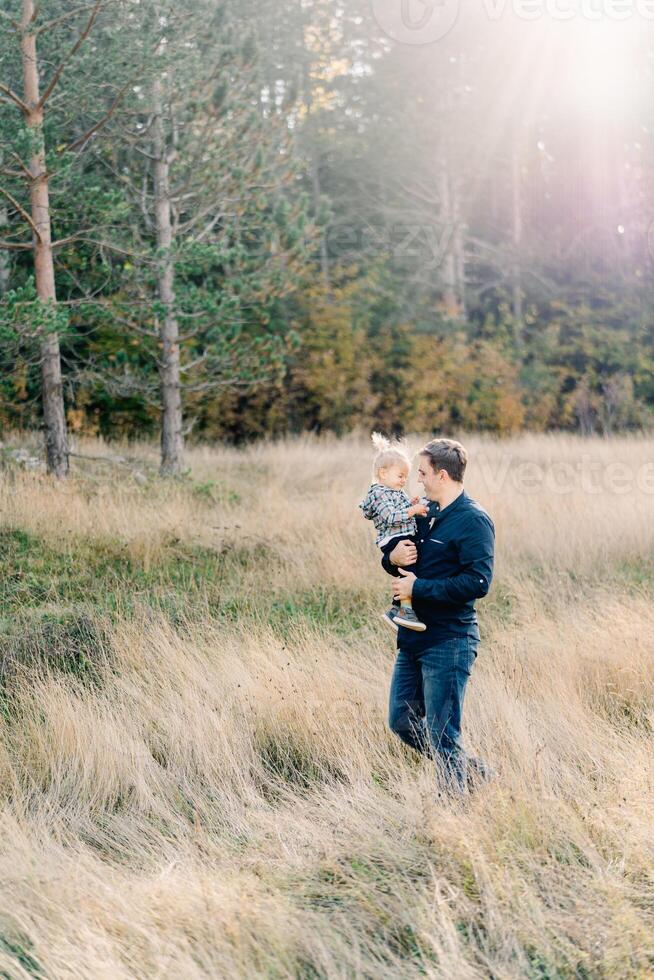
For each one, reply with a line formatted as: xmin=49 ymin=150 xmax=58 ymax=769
xmin=1 ymin=2 xmax=653 ymax=441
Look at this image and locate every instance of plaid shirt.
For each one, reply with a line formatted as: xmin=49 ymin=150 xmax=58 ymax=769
xmin=359 ymin=483 xmax=420 ymax=547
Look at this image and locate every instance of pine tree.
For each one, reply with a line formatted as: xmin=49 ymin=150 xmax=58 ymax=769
xmin=87 ymin=0 xmax=315 ymax=473
xmin=0 ymin=0 xmax=138 ymax=472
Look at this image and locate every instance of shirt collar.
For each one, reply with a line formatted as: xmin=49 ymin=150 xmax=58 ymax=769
xmin=431 ymin=489 xmax=467 ymax=519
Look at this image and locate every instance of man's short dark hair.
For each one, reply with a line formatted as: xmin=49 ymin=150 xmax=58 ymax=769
xmin=419 ymin=439 xmax=467 ymax=483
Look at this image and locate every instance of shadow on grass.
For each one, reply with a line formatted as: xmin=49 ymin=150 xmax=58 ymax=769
xmin=253 ymin=730 xmax=348 ymax=804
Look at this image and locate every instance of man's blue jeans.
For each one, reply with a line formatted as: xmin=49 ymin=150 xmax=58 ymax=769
xmin=388 ymin=635 xmax=478 ymax=790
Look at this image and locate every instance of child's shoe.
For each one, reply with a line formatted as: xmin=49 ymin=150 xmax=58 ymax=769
xmin=381 ymin=607 xmax=399 ymax=632
xmin=394 ymin=607 xmax=427 ymax=631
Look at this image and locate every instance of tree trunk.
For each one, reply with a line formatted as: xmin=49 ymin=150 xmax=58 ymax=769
xmin=511 ymin=138 xmax=524 ymax=340
xmin=0 ymin=153 xmax=9 ymax=295
xmin=310 ymin=151 xmax=331 ymax=296
xmin=452 ymin=172 xmax=467 ymax=321
xmin=21 ymin=0 xmax=68 ymax=477
xmin=298 ymin=16 xmax=331 ymax=300
xmin=438 ymin=155 xmax=463 ymax=319
xmin=152 ymin=74 xmax=184 ymax=477
xmin=0 ymin=204 xmax=9 ymax=295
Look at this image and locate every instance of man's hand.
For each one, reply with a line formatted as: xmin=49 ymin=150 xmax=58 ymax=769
xmin=393 ymin=568 xmax=416 ymax=601
xmin=389 ymin=540 xmax=418 ymax=567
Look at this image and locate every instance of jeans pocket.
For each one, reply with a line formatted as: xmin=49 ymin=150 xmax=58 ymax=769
xmin=460 ymin=637 xmax=478 ymax=674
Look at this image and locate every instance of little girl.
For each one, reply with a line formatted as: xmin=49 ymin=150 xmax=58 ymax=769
xmin=359 ymin=433 xmax=428 ymax=632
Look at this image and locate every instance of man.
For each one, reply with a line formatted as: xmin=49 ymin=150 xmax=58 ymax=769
xmin=381 ymin=438 xmax=495 ymax=793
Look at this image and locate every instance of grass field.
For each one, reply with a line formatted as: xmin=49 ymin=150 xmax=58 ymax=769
xmin=0 ymin=431 xmax=652 ymax=979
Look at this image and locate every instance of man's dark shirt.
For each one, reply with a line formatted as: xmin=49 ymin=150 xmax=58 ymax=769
xmin=381 ymin=490 xmax=495 ymax=652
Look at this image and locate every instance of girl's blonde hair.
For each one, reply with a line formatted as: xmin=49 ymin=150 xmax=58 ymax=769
xmin=371 ymin=432 xmax=411 ymax=478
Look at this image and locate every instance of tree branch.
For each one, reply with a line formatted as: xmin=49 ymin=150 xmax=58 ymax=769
xmin=178 ymin=326 xmax=205 ymax=342
xmin=130 ymin=145 xmax=160 ymax=163
xmin=179 ymin=353 xmax=208 ymax=373
xmin=34 ymin=2 xmax=114 ymax=36
xmin=0 ymin=10 xmax=20 ymax=31
xmin=37 ymin=0 xmax=103 ymax=110
xmin=48 ymin=229 xmax=93 ymax=248
xmin=10 ymin=151 xmax=33 ymax=181
xmin=65 ymin=77 xmax=135 ymax=153
xmin=0 ymin=185 xmax=41 ymax=240
xmin=51 ymin=235 xmax=150 ymax=261
xmin=0 ymin=239 xmax=31 ymax=251
xmin=105 ymin=311 xmax=158 ymax=338
xmin=0 ymin=83 xmax=29 ymax=114
xmin=193 ymin=210 xmax=228 ymax=242
xmin=181 ymin=376 xmax=272 ymax=394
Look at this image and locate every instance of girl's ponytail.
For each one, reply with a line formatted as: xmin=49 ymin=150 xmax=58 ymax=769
xmin=371 ymin=431 xmax=391 ymax=453
xmin=370 ymin=432 xmax=411 ymax=478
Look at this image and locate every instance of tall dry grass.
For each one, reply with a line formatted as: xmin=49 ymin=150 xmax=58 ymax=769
xmin=0 ymin=432 xmax=652 ymax=978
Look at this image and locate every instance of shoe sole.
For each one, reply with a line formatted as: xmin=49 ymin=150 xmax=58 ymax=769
xmin=394 ymin=618 xmax=427 ymax=631
xmin=381 ymin=612 xmax=399 ymax=632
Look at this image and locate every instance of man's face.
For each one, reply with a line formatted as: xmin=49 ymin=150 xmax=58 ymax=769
xmin=417 ymin=457 xmax=442 ymax=500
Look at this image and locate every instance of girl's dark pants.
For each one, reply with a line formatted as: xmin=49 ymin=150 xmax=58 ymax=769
xmin=387 ymin=535 xmax=418 ymax=610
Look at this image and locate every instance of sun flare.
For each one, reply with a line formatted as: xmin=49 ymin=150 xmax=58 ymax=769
xmin=564 ymin=21 xmax=641 ymax=117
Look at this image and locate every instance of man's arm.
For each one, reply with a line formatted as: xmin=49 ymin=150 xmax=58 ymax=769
xmin=381 ymin=537 xmax=417 ymax=578
xmin=412 ymin=515 xmax=495 ymax=604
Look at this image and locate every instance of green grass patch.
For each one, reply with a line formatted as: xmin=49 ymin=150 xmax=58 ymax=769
xmin=480 ymin=580 xmax=519 ymax=627
xmin=614 ymin=558 xmax=654 ymax=593
xmin=191 ymin=478 xmax=241 ymax=506
xmin=0 ymin=933 xmax=43 ymax=979
xmin=206 ymin=585 xmax=378 ymax=637
xmin=0 ymin=527 xmax=260 ymax=619
xmin=268 ymin=587 xmax=374 ymax=634
xmin=0 ymin=528 xmax=381 ymax=655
